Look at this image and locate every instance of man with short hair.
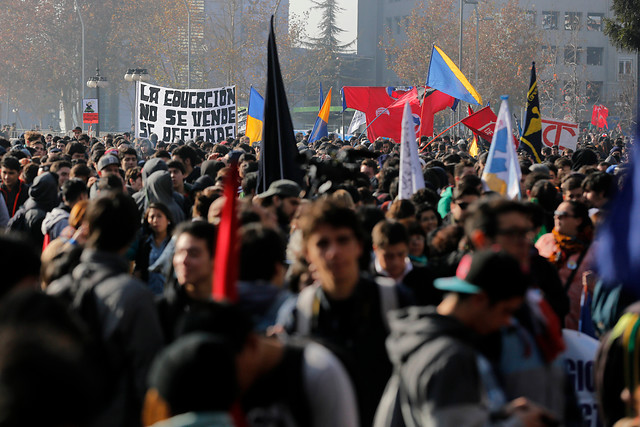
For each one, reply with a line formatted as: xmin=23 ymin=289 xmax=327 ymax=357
xmin=371 ymin=219 xmax=440 ymax=306
xmin=97 ymin=154 xmax=120 ymax=177
xmin=0 ymin=156 xmax=28 ymax=217
xmin=438 ymin=161 xmax=478 ymax=218
xmin=172 ymin=145 xmax=201 ymax=184
xmin=119 ymin=147 xmax=138 ymax=172
xmin=50 ymin=160 xmax=72 ymax=188
xmin=444 ymin=182 xmax=480 ymax=226
xmin=157 ymin=221 xmax=217 ymax=343
xmin=282 ymin=199 xmax=412 ymax=426
xmin=582 ymin=171 xmax=613 ymax=209
xmin=374 ymin=250 xmax=552 ymax=427
xmin=72 ymin=126 xmax=82 ymax=140
xmin=256 ymin=179 xmax=302 ymax=234
xmin=561 ymin=175 xmax=585 ymax=203
xmin=65 ymin=142 xmax=87 ymax=161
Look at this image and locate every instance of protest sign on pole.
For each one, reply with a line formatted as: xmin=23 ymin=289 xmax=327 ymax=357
xmin=136 ymin=82 xmax=236 ymax=143
xmin=541 ymin=118 xmax=579 ymax=151
xmin=83 ymin=98 xmax=98 ymax=124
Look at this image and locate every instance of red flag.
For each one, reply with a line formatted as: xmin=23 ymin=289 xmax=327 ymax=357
xmin=212 ymin=161 xmax=240 ymax=302
xmin=591 ymin=104 xmax=609 ymax=129
xmin=461 ymin=106 xmax=498 ymax=141
xmin=342 ymin=86 xmax=456 ymax=142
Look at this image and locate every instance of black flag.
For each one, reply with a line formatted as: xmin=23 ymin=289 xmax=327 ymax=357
xmin=520 ymin=62 xmax=543 ymax=163
xmin=256 ymin=16 xmax=303 ymax=193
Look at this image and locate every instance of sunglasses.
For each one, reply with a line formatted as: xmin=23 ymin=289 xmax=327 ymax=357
xmin=456 ymin=201 xmax=470 ymax=210
xmin=554 ymin=210 xmax=575 ymax=218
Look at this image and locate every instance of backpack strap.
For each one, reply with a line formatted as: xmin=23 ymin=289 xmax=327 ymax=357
xmin=375 ymin=277 xmax=399 ymax=332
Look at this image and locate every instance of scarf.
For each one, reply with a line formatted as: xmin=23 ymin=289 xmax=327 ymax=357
xmin=549 ymin=227 xmax=593 ymax=267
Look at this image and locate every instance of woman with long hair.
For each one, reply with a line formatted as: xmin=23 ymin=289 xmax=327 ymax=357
xmin=135 ymin=203 xmax=175 ymax=295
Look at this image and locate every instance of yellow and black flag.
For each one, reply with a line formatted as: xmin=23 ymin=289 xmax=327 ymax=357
xmin=520 ymin=62 xmax=543 ymax=163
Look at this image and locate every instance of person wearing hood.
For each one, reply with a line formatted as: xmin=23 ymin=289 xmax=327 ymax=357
xmin=41 ymin=178 xmax=87 ymax=243
xmin=139 ymin=170 xmax=185 ymax=225
xmin=374 ymin=250 xmax=553 ymax=427
xmin=8 ymin=172 xmax=59 ymax=249
xmin=134 ymin=158 xmax=187 ymax=220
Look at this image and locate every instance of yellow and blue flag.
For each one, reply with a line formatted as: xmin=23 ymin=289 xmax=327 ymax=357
xmin=246 ymin=86 xmax=264 ymax=146
xmin=308 ymin=87 xmax=332 ymax=144
xmin=481 ymin=96 xmax=521 ymax=199
xmin=426 ymin=45 xmax=482 ymax=106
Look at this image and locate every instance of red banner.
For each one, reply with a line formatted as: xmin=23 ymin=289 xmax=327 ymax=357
xmin=591 ymin=105 xmax=609 ymax=129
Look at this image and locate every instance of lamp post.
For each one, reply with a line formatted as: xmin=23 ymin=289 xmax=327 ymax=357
xmin=181 ymin=0 xmax=191 ymax=89
xmin=124 ymin=68 xmax=149 ymax=135
xmin=458 ymin=0 xmax=477 ymax=135
xmin=74 ymin=0 xmax=85 ymax=133
xmin=474 ymin=5 xmax=493 ymax=83
xmin=86 ymin=63 xmax=108 ymax=137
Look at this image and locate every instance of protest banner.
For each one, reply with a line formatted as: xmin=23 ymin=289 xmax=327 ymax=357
xmin=136 ymin=82 xmax=236 ymax=143
xmin=562 ymin=329 xmax=602 ymax=427
xmin=83 ymin=98 xmax=99 ymax=124
xmin=541 ymin=118 xmax=578 ymax=151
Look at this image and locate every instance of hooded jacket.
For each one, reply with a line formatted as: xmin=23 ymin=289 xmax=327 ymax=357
xmin=374 ymin=306 xmax=521 ymax=427
xmin=41 ymin=203 xmax=71 ymax=239
xmin=133 ymin=161 xmax=187 ymax=222
xmin=140 ymin=170 xmax=185 ymax=224
xmin=8 ymin=172 xmax=59 ymax=247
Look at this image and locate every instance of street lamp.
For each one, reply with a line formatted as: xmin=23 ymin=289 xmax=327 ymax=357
xmin=74 ymin=0 xmax=85 ymax=133
xmin=87 ymin=62 xmax=108 ymax=137
xmin=474 ymin=6 xmax=493 ymax=83
xmin=124 ymin=68 xmax=149 ymax=134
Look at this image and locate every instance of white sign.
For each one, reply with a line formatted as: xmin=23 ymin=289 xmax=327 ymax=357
xmin=136 ymin=82 xmax=236 ymax=143
xmin=542 ymin=118 xmax=578 ymax=151
xmin=562 ymin=329 xmax=602 ymax=427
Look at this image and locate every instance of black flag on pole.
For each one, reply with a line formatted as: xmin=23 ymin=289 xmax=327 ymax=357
xmin=257 ymin=16 xmax=303 ymax=194
xmin=520 ymin=62 xmax=544 ymax=163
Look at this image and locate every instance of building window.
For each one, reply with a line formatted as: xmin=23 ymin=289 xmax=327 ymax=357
xmin=542 ymin=11 xmax=559 ymax=30
xmin=564 ymin=46 xmax=581 ymax=65
xmin=564 ymin=12 xmax=582 ymax=31
xmin=526 ymin=10 xmax=536 ymax=25
xmin=586 ymin=47 xmax=603 ymax=66
xmin=587 ymin=13 xmax=604 ymax=31
xmin=619 ymin=58 xmax=634 ymax=77
xmin=586 ymin=81 xmax=603 ymax=103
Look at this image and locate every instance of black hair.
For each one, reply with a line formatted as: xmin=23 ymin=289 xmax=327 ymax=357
xmin=1 ymin=156 xmax=21 ymax=171
xmin=372 ymin=219 xmax=409 ymax=248
xmin=173 ymin=220 xmax=217 ymax=257
xmin=582 ymin=171 xmax=615 ymax=199
xmin=172 ymin=145 xmax=199 ymax=167
xmin=167 ymin=160 xmax=186 ymax=174
xmin=239 ymin=223 xmax=286 ymax=282
xmin=464 ymin=198 xmax=531 ymax=240
xmin=61 ymin=178 xmax=87 ymax=204
xmin=85 ymin=192 xmax=140 ymax=252
xmin=0 ymin=235 xmax=41 ymax=298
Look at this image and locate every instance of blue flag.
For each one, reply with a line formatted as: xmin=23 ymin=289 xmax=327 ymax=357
xmin=319 ymin=83 xmax=324 ymax=110
xmin=426 ymin=45 xmax=482 ymax=105
xmin=596 ymin=143 xmax=640 ymax=295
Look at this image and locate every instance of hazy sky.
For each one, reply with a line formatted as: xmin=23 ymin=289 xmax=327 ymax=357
xmin=289 ymin=0 xmax=358 ymax=51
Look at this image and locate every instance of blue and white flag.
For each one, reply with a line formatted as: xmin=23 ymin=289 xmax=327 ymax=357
xmin=398 ymin=101 xmax=425 ymax=199
xmin=481 ymin=96 xmax=521 ymax=199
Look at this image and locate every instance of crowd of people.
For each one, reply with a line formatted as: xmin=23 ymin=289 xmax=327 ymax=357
xmin=0 ymin=124 xmax=637 ymax=427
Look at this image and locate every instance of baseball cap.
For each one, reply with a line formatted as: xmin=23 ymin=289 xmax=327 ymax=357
xmin=434 ymin=250 xmax=528 ymax=300
xmin=97 ymin=154 xmax=119 ymax=171
xmin=257 ymin=179 xmax=302 ymax=199
xmin=73 ymin=126 xmax=82 ymax=133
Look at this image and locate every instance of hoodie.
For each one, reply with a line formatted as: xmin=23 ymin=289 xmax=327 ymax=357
xmin=374 ymin=306 xmax=521 ymax=427
xmin=8 ymin=172 xmax=59 ymax=248
xmin=41 ymin=203 xmax=71 ymax=239
xmin=142 ymin=170 xmax=185 ymax=224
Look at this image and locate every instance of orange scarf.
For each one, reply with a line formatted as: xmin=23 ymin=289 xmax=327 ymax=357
xmin=549 ymin=227 xmax=593 ymax=267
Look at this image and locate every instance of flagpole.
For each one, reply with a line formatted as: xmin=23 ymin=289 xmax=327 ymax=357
xmin=342 ymin=109 xmax=345 ymax=141
xmin=417 ymin=85 xmax=428 ymax=137
xmin=420 ymin=117 xmax=466 ymax=152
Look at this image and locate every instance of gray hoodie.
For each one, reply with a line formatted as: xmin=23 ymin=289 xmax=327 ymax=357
xmin=41 ymin=204 xmax=71 ymax=239
xmin=374 ymin=306 xmax=522 ymax=427
xmin=141 ymin=170 xmax=185 ymax=224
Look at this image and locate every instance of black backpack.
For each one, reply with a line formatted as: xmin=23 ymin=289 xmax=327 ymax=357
xmin=56 ymin=265 xmax=131 ymax=418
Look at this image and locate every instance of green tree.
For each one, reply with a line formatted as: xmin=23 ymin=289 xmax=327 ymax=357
xmin=604 ymin=0 xmax=640 ymax=51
